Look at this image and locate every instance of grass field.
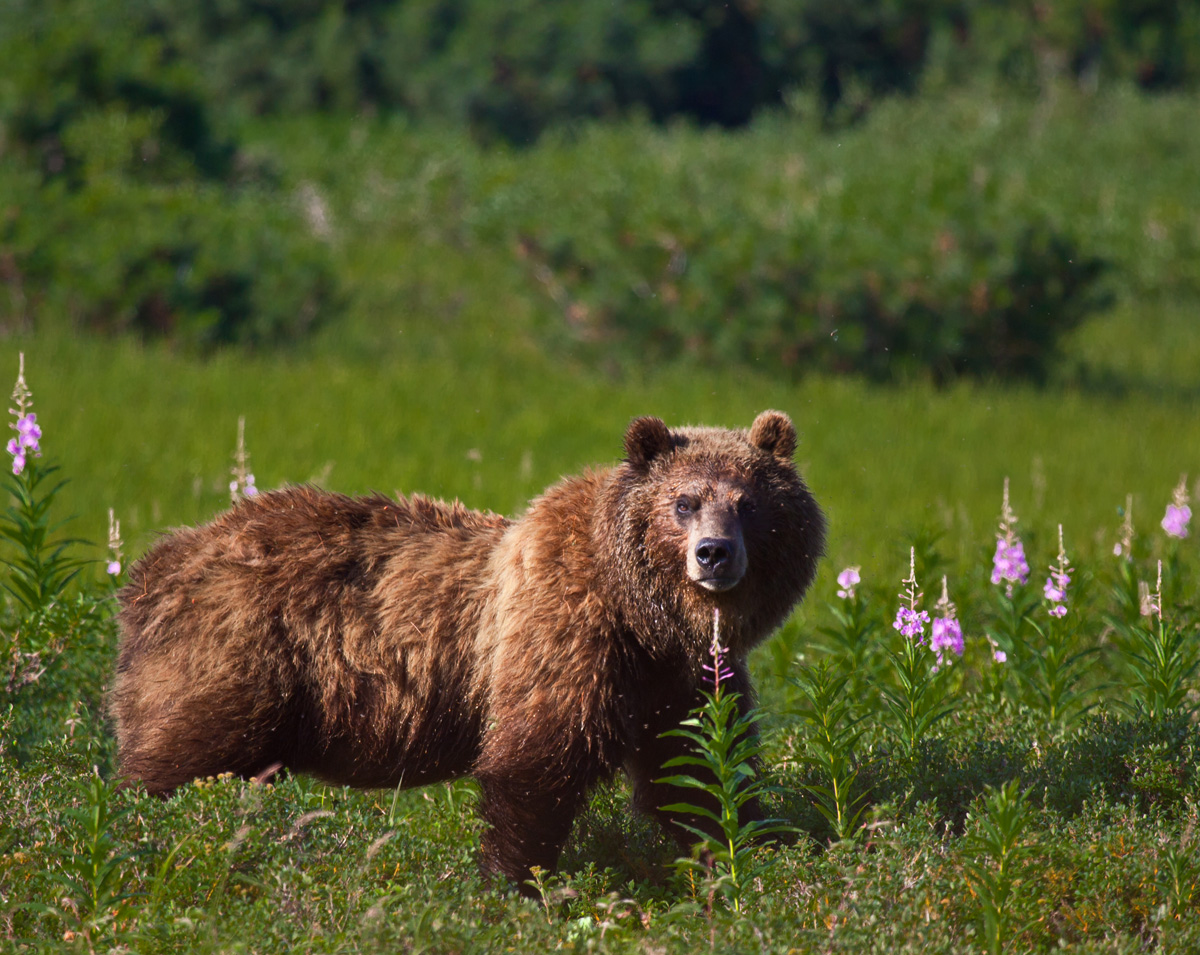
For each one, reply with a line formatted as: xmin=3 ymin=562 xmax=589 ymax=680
xmin=16 ymin=316 xmax=1198 ymax=589
xmin=3 ymin=87 xmax=1200 ymax=953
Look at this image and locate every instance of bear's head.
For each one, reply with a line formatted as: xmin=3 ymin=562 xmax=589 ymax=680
xmin=605 ymin=410 xmax=825 ymax=653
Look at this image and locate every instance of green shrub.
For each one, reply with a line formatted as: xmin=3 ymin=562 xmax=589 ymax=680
xmin=476 ymin=127 xmax=1111 ymax=383
xmin=0 ymin=0 xmax=340 ymax=348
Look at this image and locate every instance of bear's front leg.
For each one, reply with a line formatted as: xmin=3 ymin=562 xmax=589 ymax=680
xmin=475 ymin=772 xmax=590 ymax=893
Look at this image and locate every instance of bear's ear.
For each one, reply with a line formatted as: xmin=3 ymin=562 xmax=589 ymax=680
xmin=749 ymin=410 xmax=797 ymax=461
xmin=623 ymin=416 xmax=673 ymax=470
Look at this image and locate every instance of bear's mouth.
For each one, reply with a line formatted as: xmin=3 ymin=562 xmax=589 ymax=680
xmin=693 ymin=574 xmax=742 ymax=593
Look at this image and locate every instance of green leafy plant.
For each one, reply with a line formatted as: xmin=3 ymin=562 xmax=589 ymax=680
xmin=961 ymin=779 xmax=1038 ymax=955
xmin=789 ymin=659 xmax=870 ymax=841
xmin=1118 ymin=563 xmax=1200 ymax=723
xmin=25 ymin=768 xmax=144 ymax=947
xmin=0 ymin=355 xmax=85 ymax=623
xmin=658 ymin=611 xmax=793 ymax=914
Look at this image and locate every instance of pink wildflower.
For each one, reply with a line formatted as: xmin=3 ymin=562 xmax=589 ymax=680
xmin=991 ymin=478 xmax=1029 ymax=596
xmin=703 ymin=608 xmax=733 ymax=689
xmin=930 ymin=577 xmax=964 ymax=667
xmin=1113 ymin=494 xmax=1134 ymax=558
xmin=1043 ymin=525 xmax=1072 ymax=618
xmin=106 ymin=508 xmax=124 ymax=577
xmin=7 ymin=355 xmax=41 ymax=476
xmin=836 ymin=566 xmax=860 ymax=599
xmin=894 ymin=548 xmax=929 ymax=643
xmin=230 ymin=416 xmax=259 ymax=503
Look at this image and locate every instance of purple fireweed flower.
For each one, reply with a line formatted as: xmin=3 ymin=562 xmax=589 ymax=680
xmin=7 ymin=439 xmax=25 ymax=475
xmin=1043 ymin=525 xmax=1073 ymax=619
xmin=893 ymin=606 xmax=931 ymax=642
xmin=930 ymin=576 xmax=964 ymax=668
xmin=1043 ymin=577 xmax=1069 ymax=603
xmin=16 ymin=413 xmax=41 ymax=450
xmin=993 ymin=648 xmax=1008 ymax=663
xmin=7 ymin=355 xmax=40 ymax=476
xmin=1162 ymin=504 xmax=1191 ymax=539
xmin=836 ymin=566 xmax=860 ymax=599
xmin=991 ymin=479 xmax=1029 ymax=597
xmin=991 ymin=539 xmax=1030 ymax=588
xmin=106 ymin=560 xmax=122 ymax=576
xmin=1162 ymin=476 xmax=1191 ymax=538
xmin=930 ymin=617 xmax=964 ymax=664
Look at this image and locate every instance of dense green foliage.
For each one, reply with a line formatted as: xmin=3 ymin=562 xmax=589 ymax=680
xmin=4 ymin=1 xmax=1200 ymax=379
xmin=0 ymin=0 xmax=339 ymax=348
xmin=11 ymin=0 xmax=1200 ymax=140
xmin=8 ymin=84 xmax=1200 ymax=380
xmin=2 ymin=3 xmax=1197 ymax=947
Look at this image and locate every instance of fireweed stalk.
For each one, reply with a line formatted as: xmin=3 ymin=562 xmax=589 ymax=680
xmin=1108 ymin=494 xmax=1144 ymax=626
xmin=1028 ymin=525 xmax=1095 ymax=729
xmin=790 ymin=658 xmax=869 ymax=842
xmin=1119 ymin=561 xmax=1200 ymax=722
xmin=0 ymin=353 xmax=84 ymax=617
xmin=880 ymin=548 xmax=953 ymax=763
xmin=985 ymin=479 xmax=1038 ymax=703
xmin=103 ymin=508 xmax=125 ymax=596
xmin=230 ymin=415 xmax=259 ymax=503
xmin=658 ymin=609 xmax=789 ymax=913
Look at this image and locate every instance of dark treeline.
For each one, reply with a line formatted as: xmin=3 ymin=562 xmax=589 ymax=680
xmin=6 ymin=0 xmax=1200 ymax=147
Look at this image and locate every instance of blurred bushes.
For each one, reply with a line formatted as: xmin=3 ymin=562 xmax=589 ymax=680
xmin=3 ymin=0 xmax=1183 ymax=375
xmin=0 ymin=0 xmax=339 ymax=348
xmin=64 ymin=0 xmax=1200 ymax=141
xmin=495 ymin=179 xmax=1109 ymax=384
xmin=6 ymin=0 xmax=1196 ymax=146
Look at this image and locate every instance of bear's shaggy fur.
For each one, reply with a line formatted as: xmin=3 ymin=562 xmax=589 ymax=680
xmin=112 ymin=411 xmax=825 ymax=886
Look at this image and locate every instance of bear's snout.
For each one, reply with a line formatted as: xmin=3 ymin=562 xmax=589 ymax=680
xmin=689 ymin=534 xmax=747 ymax=591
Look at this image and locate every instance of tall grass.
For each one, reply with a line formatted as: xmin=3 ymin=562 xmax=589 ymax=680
xmin=16 ymin=327 xmax=1198 ymax=591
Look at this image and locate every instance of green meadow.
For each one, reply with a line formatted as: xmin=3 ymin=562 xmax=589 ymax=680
xmin=4 ymin=85 xmax=1200 ymax=952
xmin=19 ymin=319 xmax=1200 ymax=584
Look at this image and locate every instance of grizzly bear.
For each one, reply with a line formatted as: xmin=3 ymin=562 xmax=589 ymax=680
xmin=111 ymin=410 xmax=825 ymax=887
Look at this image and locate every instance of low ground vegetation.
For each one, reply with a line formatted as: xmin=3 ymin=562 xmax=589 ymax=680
xmin=1 ymin=346 xmax=1197 ymax=952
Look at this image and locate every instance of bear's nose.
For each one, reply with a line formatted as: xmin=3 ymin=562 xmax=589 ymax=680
xmin=694 ymin=538 xmax=734 ymax=572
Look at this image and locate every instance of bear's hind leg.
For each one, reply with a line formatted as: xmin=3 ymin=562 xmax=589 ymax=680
xmin=476 ymin=774 xmax=588 ymax=894
xmin=112 ymin=660 xmax=297 ymax=796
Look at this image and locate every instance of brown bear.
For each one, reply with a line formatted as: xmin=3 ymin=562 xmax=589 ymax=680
xmin=111 ymin=410 xmax=825 ymax=887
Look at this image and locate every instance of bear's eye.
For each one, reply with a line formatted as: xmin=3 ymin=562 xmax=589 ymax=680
xmin=675 ymin=497 xmax=697 ymax=517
